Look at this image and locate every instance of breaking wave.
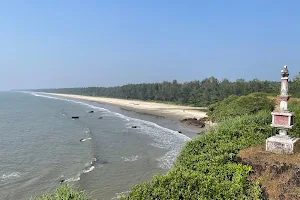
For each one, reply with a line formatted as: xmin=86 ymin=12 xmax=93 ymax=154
xmin=1 ymin=172 xmax=21 ymax=180
xmin=111 ymin=191 xmax=131 ymax=200
xmin=83 ymin=166 xmax=95 ymax=174
xmin=63 ymin=156 xmax=97 ymax=183
xmin=122 ymin=155 xmax=140 ymax=162
xmin=83 ymin=157 xmax=97 ymax=174
xmin=65 ymin=175 xmax=81 ymax=183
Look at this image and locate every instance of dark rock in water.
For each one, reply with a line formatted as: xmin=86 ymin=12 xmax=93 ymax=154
xmin=72 ymin=116 xmax=79 ymax=119
xmin=88 ymin=111 xmax=94 ymax=113
xmin=99 ymin=160 xmax=108 ymax=165
xmin=59 ymin=180 xmax=65 ymax=184
xmin=92 ymin=157 xmax=108 ymax=165
xmin=131 ymin=126 xmax=137 ymax=129
xmin=178 ymin=131 xmax=182 ymax=133
xmin=99 ymin=117 xmax=103 ymax=119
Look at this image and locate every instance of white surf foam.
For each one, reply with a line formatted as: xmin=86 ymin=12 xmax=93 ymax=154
xmin=83 ymin=128 xmax=91 ymax=135
xmin=156 ymin=149 xmax=179 ymax=169
xmin=83 ymin=166 xmax=95 ymax=174
xmin=31 ymin=92 xmax=191 ymax=169
xmin=80 ymin=137 xmax=91 ymax=142
xmin=111 ymin=191 xmax=131 ymax=200
xmin=65 ymin=175 xmax=80 ymax=183
xmin=31 ymin=93 xmax=109 ymax=112
xmin=151 ymin=142 xmax=167 ymax=149
xmin=125 ymin=120 xmax=190 ymax=169
xmin=122 ymin=155 xmax=140 ymax=162
xmin=1 ymin=172 xmax=21 ymax=180
xmin=85 ymin=157 xmax=97 ymax=167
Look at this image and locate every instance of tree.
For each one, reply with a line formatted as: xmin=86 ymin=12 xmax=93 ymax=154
xmin=293 ymin=72 xmax=300 ymax=82
xmin=290 ymin=72 xmax=300 ymax=97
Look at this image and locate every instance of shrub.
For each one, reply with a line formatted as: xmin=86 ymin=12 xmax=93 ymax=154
xmin=32 ymin=185 xmax=87 ymax=200
xmin=207 ymin=93 xmax=275 ymax=122
xmin=289 ymin=100 xmax=300 ymax=137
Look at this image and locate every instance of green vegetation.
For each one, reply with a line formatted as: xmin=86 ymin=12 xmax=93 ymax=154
xmin=288 ymin=100 xmax=300 ymax=138
xmin=31 ymin=77 xmax=286 ymax=106
xmin=290 ymin=73 xmax=300 ymax=97
xmin=207 ymin=93 xmax=275 ymax=122
xmin=32 ymin=185 xmax=87 ymax=200
xmin=293 ymin=72 xmax=300 ymax=82
xmin=121 ymin=94 xmax=300 ymax=199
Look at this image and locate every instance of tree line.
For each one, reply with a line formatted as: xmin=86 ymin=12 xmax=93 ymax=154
xmin=31 ymin=76 xmax=300 ymax=107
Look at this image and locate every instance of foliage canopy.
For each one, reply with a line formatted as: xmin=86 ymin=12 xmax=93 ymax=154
xmin=207 ymin=93 xmax=275 ymax=122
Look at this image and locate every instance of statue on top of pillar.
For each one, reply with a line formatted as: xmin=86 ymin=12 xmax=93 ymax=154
xmin=266 ymin=65 xmax=299 ymax=154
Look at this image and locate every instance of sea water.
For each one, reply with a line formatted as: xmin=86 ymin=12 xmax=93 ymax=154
xmin=0 ymin=92 xmax=196 ymax=199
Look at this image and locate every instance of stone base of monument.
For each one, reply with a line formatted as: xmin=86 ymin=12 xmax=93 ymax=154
xmin=266 ymin=135 xmax=300 ymax=154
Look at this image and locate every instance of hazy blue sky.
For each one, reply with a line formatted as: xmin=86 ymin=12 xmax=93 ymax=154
xmin=1 ymin=1 xmax=299 ymax=90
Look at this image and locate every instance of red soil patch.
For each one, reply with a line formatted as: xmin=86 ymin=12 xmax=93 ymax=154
xmin=238 ymin=145 xmax=300 ymax=200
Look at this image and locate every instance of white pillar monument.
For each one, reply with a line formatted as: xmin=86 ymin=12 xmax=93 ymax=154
xmin=266 ymin=65 xmax=299 ymax=154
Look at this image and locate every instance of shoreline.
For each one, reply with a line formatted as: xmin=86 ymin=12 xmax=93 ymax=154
xmin=40 ymin=93 xmax=208 ymax=130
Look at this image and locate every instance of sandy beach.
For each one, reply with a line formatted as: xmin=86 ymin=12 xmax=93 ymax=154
xmin=42 ymin=93 xmax=207 ymax=121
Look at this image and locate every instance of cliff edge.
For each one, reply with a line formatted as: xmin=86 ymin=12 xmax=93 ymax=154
xmin=238 ymin=145 xmax=300 ymax=200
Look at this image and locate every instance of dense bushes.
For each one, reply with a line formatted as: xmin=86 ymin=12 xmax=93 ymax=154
xmin=288 ymin=100 xmax=300 ymax=137
xmin=207 ymin=93 xmax=275 ymax=122
xmin=123 ymin=110 xmax=274 ymax=199
xmin=32 ymin=185 xmax=87 ymax=200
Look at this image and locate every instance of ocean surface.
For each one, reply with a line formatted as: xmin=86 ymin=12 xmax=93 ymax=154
xmin=0 ymin=92 xmax=197 ymax=200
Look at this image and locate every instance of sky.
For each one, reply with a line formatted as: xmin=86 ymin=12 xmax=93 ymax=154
xmin=1 ymin=0 xmax=300 ymax=90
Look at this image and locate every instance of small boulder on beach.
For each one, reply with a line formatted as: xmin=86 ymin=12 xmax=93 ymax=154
xmin=181 ymin=117 xmax=206 ymax=128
